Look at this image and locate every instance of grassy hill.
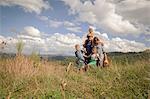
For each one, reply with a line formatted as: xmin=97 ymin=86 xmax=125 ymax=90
xmin=0 ymin=51 xmax=150 ymax=98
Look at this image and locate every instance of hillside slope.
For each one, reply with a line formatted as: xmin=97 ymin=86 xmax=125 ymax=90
xmin=0 ymin=51 xmax=150 ymax=98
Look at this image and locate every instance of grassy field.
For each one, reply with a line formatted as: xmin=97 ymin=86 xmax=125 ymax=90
xmin=0 ymin=51 xmax=150 ymax=99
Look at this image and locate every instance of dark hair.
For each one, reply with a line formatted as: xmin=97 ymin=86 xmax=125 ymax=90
xmin=94 ymin=37 xmax=99 ymax=40
xmin=94 ymin=36 xmax=99 ymax=41
xmin=87 ymin=35 xmax=90 ymax=38
xmin=93 ymin=37 xmax=99 ymax=45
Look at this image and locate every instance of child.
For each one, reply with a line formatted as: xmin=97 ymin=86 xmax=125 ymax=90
xmin=85 ymin=47 xmax=100 ymax=67
xmin=88 ymin=27 xmax=94 ymax=37
xmin=93 ymin=37 xmax=104 ymax=67
xmin=75 ymin=44 xmax=86 ymax=71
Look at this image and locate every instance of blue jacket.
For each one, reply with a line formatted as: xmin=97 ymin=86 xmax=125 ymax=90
xmin=84 ymin=39 xmax=93 ymax=55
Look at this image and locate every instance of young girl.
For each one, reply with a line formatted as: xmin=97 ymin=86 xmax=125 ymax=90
xmin=85 ymin=47 xmax=100 ymax=67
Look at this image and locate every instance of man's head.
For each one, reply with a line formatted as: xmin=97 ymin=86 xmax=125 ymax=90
xmin=87 ymin=35 xmax=93 ymax=41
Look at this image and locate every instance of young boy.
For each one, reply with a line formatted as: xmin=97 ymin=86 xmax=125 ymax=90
xmin=75 ymin=44 xmax=86 ymax=71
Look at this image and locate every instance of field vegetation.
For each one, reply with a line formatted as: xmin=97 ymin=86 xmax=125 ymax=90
xmin=0 ymin=47 xmax=150 ymax=98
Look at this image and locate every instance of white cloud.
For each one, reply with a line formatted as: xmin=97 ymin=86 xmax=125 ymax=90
xmin=38 ymin=16 xmax=82 ymax=33
xmin=38 ymin=16 xmax=49 ymax=21
xmin=62 ymin=0 xmax=150 ymax=35
xmin=21 ymin=26 xmax=41 ymax=37
xmin=0 ymin=0 xmax=50 ymax=14
xmin=0 ymin=27 xmax=82 ymax=55
xmin=115 ymin=0 xmax=150 ymax=34
xmin=106 ymin=37 xmax=146 ymax=52
xmin=17 ymin=35 xmax=42 ymax=41
xmin=64 ymin=21 xmax=75 ymax=27
xmin=0 ymin=26 xmax=147 ymax=55
xmin=66 ymin=27 xmax=81 ymax=33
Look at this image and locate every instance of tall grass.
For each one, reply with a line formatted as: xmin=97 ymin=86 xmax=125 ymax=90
xmin=0 ymin=51 xmax=149 ymax=98
xmin=16 ymin=40 xmax=24 ymax=56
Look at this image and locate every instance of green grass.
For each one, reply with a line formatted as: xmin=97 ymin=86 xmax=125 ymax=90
xmin=0 ymin=52 xmax=150 ymax=98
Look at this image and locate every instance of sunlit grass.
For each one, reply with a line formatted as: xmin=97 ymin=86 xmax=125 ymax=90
xmin=0 ymin=51 xmax=149 ymax=98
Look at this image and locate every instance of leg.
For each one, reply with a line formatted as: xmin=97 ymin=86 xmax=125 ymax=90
xmin=84 ymin=65 xmax=90 ymax=72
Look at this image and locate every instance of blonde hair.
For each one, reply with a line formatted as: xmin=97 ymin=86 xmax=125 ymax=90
xmin=89 ymin=28 xmax=93 ymax=33
xmin=92 ymin=47 xmax=97 ymax=52
xmin=88 ymin=28 xmax=94 ymax=37
xmin=75 ymin=44 xmax=79 ymax=49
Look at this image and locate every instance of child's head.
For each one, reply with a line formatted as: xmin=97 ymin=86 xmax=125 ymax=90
xmin=75 ymin=44 xmax=80 ymax=51
xmin=92 ymin=47 xmax=97 ymax=54
xmin=89 ymin=28 xmax=93 ymax=33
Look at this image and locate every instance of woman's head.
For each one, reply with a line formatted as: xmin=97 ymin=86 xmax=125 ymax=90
xmin=93 ymin=37 xmax=99 ymax=44
xmin=94 ymin=37 xmax=99 ymax=41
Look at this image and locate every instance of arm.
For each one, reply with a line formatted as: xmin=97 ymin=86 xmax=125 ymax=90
xmin=83 ymin=54 xmax=91 ymax=58
xmin=101 ymin=45 xmax=105 ymax=53
xmin=98 ymin=39 xmax=105 ymax=53
xmin=83 ymin=39 xmax=88 ymax=48
xmin=96 ymin=54 xmax=101 ymax=60
xmin=81 ymin=49 xmax=87 ymax=54
xmin=98 ymin=40 xmax=104 ymax=46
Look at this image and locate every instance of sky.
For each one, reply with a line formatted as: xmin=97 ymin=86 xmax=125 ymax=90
xmin=0 ymin=0 xmax=150 ymax=55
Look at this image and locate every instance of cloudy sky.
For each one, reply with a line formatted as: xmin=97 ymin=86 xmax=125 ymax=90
xmin=0 ymin=0 xmax=149 ymax=55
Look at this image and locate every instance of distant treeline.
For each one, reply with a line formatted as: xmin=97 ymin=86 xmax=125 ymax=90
xmin=0 ymin=50 xmax=149 ymax=62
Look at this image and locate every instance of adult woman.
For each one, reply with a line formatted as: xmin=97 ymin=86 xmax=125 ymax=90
xmin=93 ymin=37 xmax=105 ymax=67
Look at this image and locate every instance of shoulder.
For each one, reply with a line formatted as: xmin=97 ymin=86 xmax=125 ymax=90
xmin=75 ymin=50 xmax=81 ymax=54
xmin=85 ymin=39 xmax=88 ymax=42
xmin=83 ymin=39 xmax=88 ymax=45
xmin=91 ymin=53 xmax=95 ymax=56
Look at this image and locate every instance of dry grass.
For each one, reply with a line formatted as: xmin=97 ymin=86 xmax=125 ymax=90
xmin=0 ymin=55 xmax=65 ymax=98
xmin=0 ymin=53 xmax=150 ymax=98
xmin=5 ymin=55 xmax=39 ymax=79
